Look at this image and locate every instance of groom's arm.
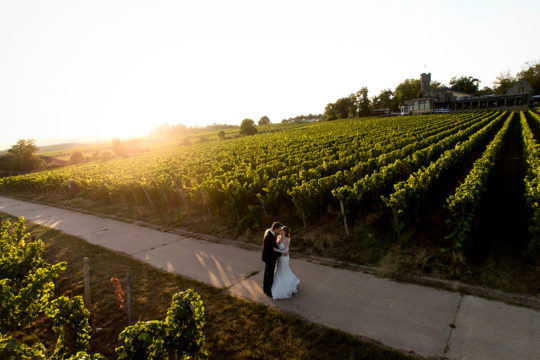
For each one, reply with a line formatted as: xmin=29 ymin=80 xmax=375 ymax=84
xmin=263 ymin=233 xmax=278 ymax=258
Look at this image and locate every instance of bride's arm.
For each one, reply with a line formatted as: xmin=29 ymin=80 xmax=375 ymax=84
xmin=283 ymin=238 xmax=290 ymax=256
xmin=274 ymin=238 xmax=290 ymax=255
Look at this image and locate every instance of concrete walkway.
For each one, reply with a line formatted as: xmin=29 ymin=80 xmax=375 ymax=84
xmin=1 ymin=196 xmax=539 ymax=360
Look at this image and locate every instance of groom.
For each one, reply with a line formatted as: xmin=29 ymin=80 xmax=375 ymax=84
xmin=261 ymin=222 xmax=282 ymax=296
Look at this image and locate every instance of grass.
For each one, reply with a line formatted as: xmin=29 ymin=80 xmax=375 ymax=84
xmin=1 ymin=212 xmax=422 ymax=360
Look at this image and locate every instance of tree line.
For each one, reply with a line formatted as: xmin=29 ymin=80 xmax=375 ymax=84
xmin=323 ymin=60 xmax=540 ymax=121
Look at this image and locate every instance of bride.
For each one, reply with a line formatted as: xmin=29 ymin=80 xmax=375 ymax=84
xmin=271 ymin=226 xmax=300 ymax=299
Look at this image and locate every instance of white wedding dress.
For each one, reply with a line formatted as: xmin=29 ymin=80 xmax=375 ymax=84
xmin=271 ymin=237 xmax=300 ymax=299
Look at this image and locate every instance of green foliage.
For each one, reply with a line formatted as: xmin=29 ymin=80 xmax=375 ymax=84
xmin=324 ymin=87 xmax=371 ymax=120
xmin=493 ymin=71 xmax=517 ymax=95
xmin=258 ymin=115 xmax=270 ymax=125
xmin=521 ymin=110 xmax=540 ymax=254
xmin=46 ymin=296 xmax=92 ymax=360
xmin=281 ymin=113 xmax=322 ymax=123
xmin=70 ymin=152 xmax=84 ymax=163
xmin=0 ymin=217 xmax=208 ymax=359
xmin=0 ymin=218 xmax=66 ymax=332
xmin=394 ymin=79 xmax=420 ymax=107
xmin=239 ymin=119 xmax=257 ymax=136
xmin=449 ymin=75 xmax=480 ymax=95
xmin=0 ymin=218 xmax=105 ymax=360
xmin=371 ymin=89 xmax=398 ymax=111
xmin=517 ymin=60 xmax=540 ymax=94
xmin=380 ymin=111 xmax=507 ymax=236
xmin=445 ymin=112 xmax=514 ymax=251
xmin=0 ymin=334 xmax=46 ymax=360
xmin=6 ymin=139 xmax=43 ymax=172
xmin=116 ymin=289 xmax=207 ymax=360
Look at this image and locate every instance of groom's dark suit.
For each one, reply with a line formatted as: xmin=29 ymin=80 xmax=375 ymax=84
xmin=262 ymin=229 xmax=280 ymax=295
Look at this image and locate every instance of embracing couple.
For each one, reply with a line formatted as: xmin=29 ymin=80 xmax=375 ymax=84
xmin=261 ymin=222 xmax=300 ymax=299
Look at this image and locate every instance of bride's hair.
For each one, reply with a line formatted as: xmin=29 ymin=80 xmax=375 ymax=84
xmin=282 ymin=226 xmax=290 ymax=237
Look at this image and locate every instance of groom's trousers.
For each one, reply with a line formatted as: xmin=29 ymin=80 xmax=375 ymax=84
xmin=263 ymin=259 xmax=277 ymax=295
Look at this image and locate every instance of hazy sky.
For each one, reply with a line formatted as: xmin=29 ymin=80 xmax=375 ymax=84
xmin=1 ymin=0 xmax=539 ymax=148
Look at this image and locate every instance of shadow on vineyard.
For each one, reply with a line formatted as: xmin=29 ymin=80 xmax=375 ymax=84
xmin=471 ymin=116 xmax=529 ymax=261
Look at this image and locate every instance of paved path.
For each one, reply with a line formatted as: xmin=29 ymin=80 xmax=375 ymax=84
xmin=1 ymin=196 xmax=539 ymax=360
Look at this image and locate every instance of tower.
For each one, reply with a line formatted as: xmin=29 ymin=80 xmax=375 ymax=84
xmin=420 ymin=73 xmax=431 ymax=96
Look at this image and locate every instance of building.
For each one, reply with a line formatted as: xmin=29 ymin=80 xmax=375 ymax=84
xmin=506 ymin=79 xmax=534 ymax=96
xmin=401 ymin=73 xmax=534 ymax=115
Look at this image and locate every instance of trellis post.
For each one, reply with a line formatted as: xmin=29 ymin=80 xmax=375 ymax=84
xmin=126 ymin=275 xmax=132 ymax=325
xmin=83 ymin=257 xmax=91 ymax=310
xmin=159 ymin=184 xmax=170 ymax=207
xmin=141 ymin=185 xmax=154 ymax=208
xmin=339 ymin=199 xmax=350 ymax=237
xmin=201 ymin=190 xmax=212 ymax=216
xmin=259 ymin=197 xmax=268 ymax=218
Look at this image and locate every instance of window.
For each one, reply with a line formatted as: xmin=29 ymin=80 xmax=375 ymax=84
xmin=419 ymin=100 xmax=424 ymax=110
xmin=425 ymin=100 xmax=430 ymax=109
xmin=414 ymin=101 xmax=419 ymax=110
xmin=519 ymin=87 xmax=524 ymax=93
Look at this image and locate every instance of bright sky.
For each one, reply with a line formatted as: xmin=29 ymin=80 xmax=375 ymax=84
xmin=1 ymin=0 xmax=539 ymax=149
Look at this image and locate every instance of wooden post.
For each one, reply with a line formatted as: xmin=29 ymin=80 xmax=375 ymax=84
xmin=159 ymin=185 xmax=170 ymax=207
xmin=298 ymin=196 xmax=307 ymax=228
xmin=232 ymin=197 xmax=240 ymax=221
xmin=259 ymin=197 xmax=268 ymax=218
xmin=393 ymin=211 xmax=401 ymax=241
xmin=126 ymin=275 xmax=132 ymax=325
xmin=83 ymin=257 xmax=91 ymax=310
xmin=141 ymin=185 xmax=154 ymax=208
xmin=68 ymin=180 xmax=72 ymax=197
xmin=339 ymin=199 xmax=350 ymax=237
xmin=50 ymin=245 xmax=56 ymax=264
xmin=175 ymin=185 xmax=188 ymax=209
xmin=51 ymin=245 xmax=57 ymax=289
xmin=201 ymin=190 xmax=212 ymax=216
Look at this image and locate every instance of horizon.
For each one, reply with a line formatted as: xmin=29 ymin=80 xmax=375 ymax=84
xmin=1 ymin=0 xmax=539 ymax=149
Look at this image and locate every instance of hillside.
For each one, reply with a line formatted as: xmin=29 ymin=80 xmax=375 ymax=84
xmin=1 ymin=112 xmax=539 ymax=296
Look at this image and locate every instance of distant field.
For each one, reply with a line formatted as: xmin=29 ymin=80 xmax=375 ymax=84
xmin=2 ymin=112 xmax=540 ymax=295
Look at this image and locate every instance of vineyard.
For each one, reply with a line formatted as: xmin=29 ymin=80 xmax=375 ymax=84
xmin=2 ymin=110 xmax=540 ymax=264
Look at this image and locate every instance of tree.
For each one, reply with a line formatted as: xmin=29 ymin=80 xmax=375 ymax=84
xmin=7 ymin=139 xmax=43 ymax=171
xmin=323 ymin=94 xmax=358 ymax=120
xmin=394 ymin=79 xmax=421 ymax=107
xmin=218 ymin=130 xmax=225 ymax=139
xmin=430 ymin=80 xmax=445 ymax=90
xmin=493 ymin=71 xmax=517 ymax=95
xmin=258 ymin=116 xmax=271 ymax=125
xmin=240 ymin=119 xmax=257 ymax=136
xmin=371 ymin=89 xmax=397 ymax=111
xmin=70 ymin=151 xmax=84 ymax=163
xmin=356 ymin=87 xmax=371 ymax=116
xmin=518 ymin=60 xmax=540 ymax=94
xmin=477 ymin=86 xmax=494 ymax=96
xmin=449 ymin=76 xmax=480 ymax=94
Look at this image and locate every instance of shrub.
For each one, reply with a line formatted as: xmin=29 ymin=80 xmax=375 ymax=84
xmin=116 ymin=289 xmax=207 ymax=359
xmin=240 ymin=119 xmax=257 ymax=136
xmin=70 ymin=152 xmax=84 ymax=163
